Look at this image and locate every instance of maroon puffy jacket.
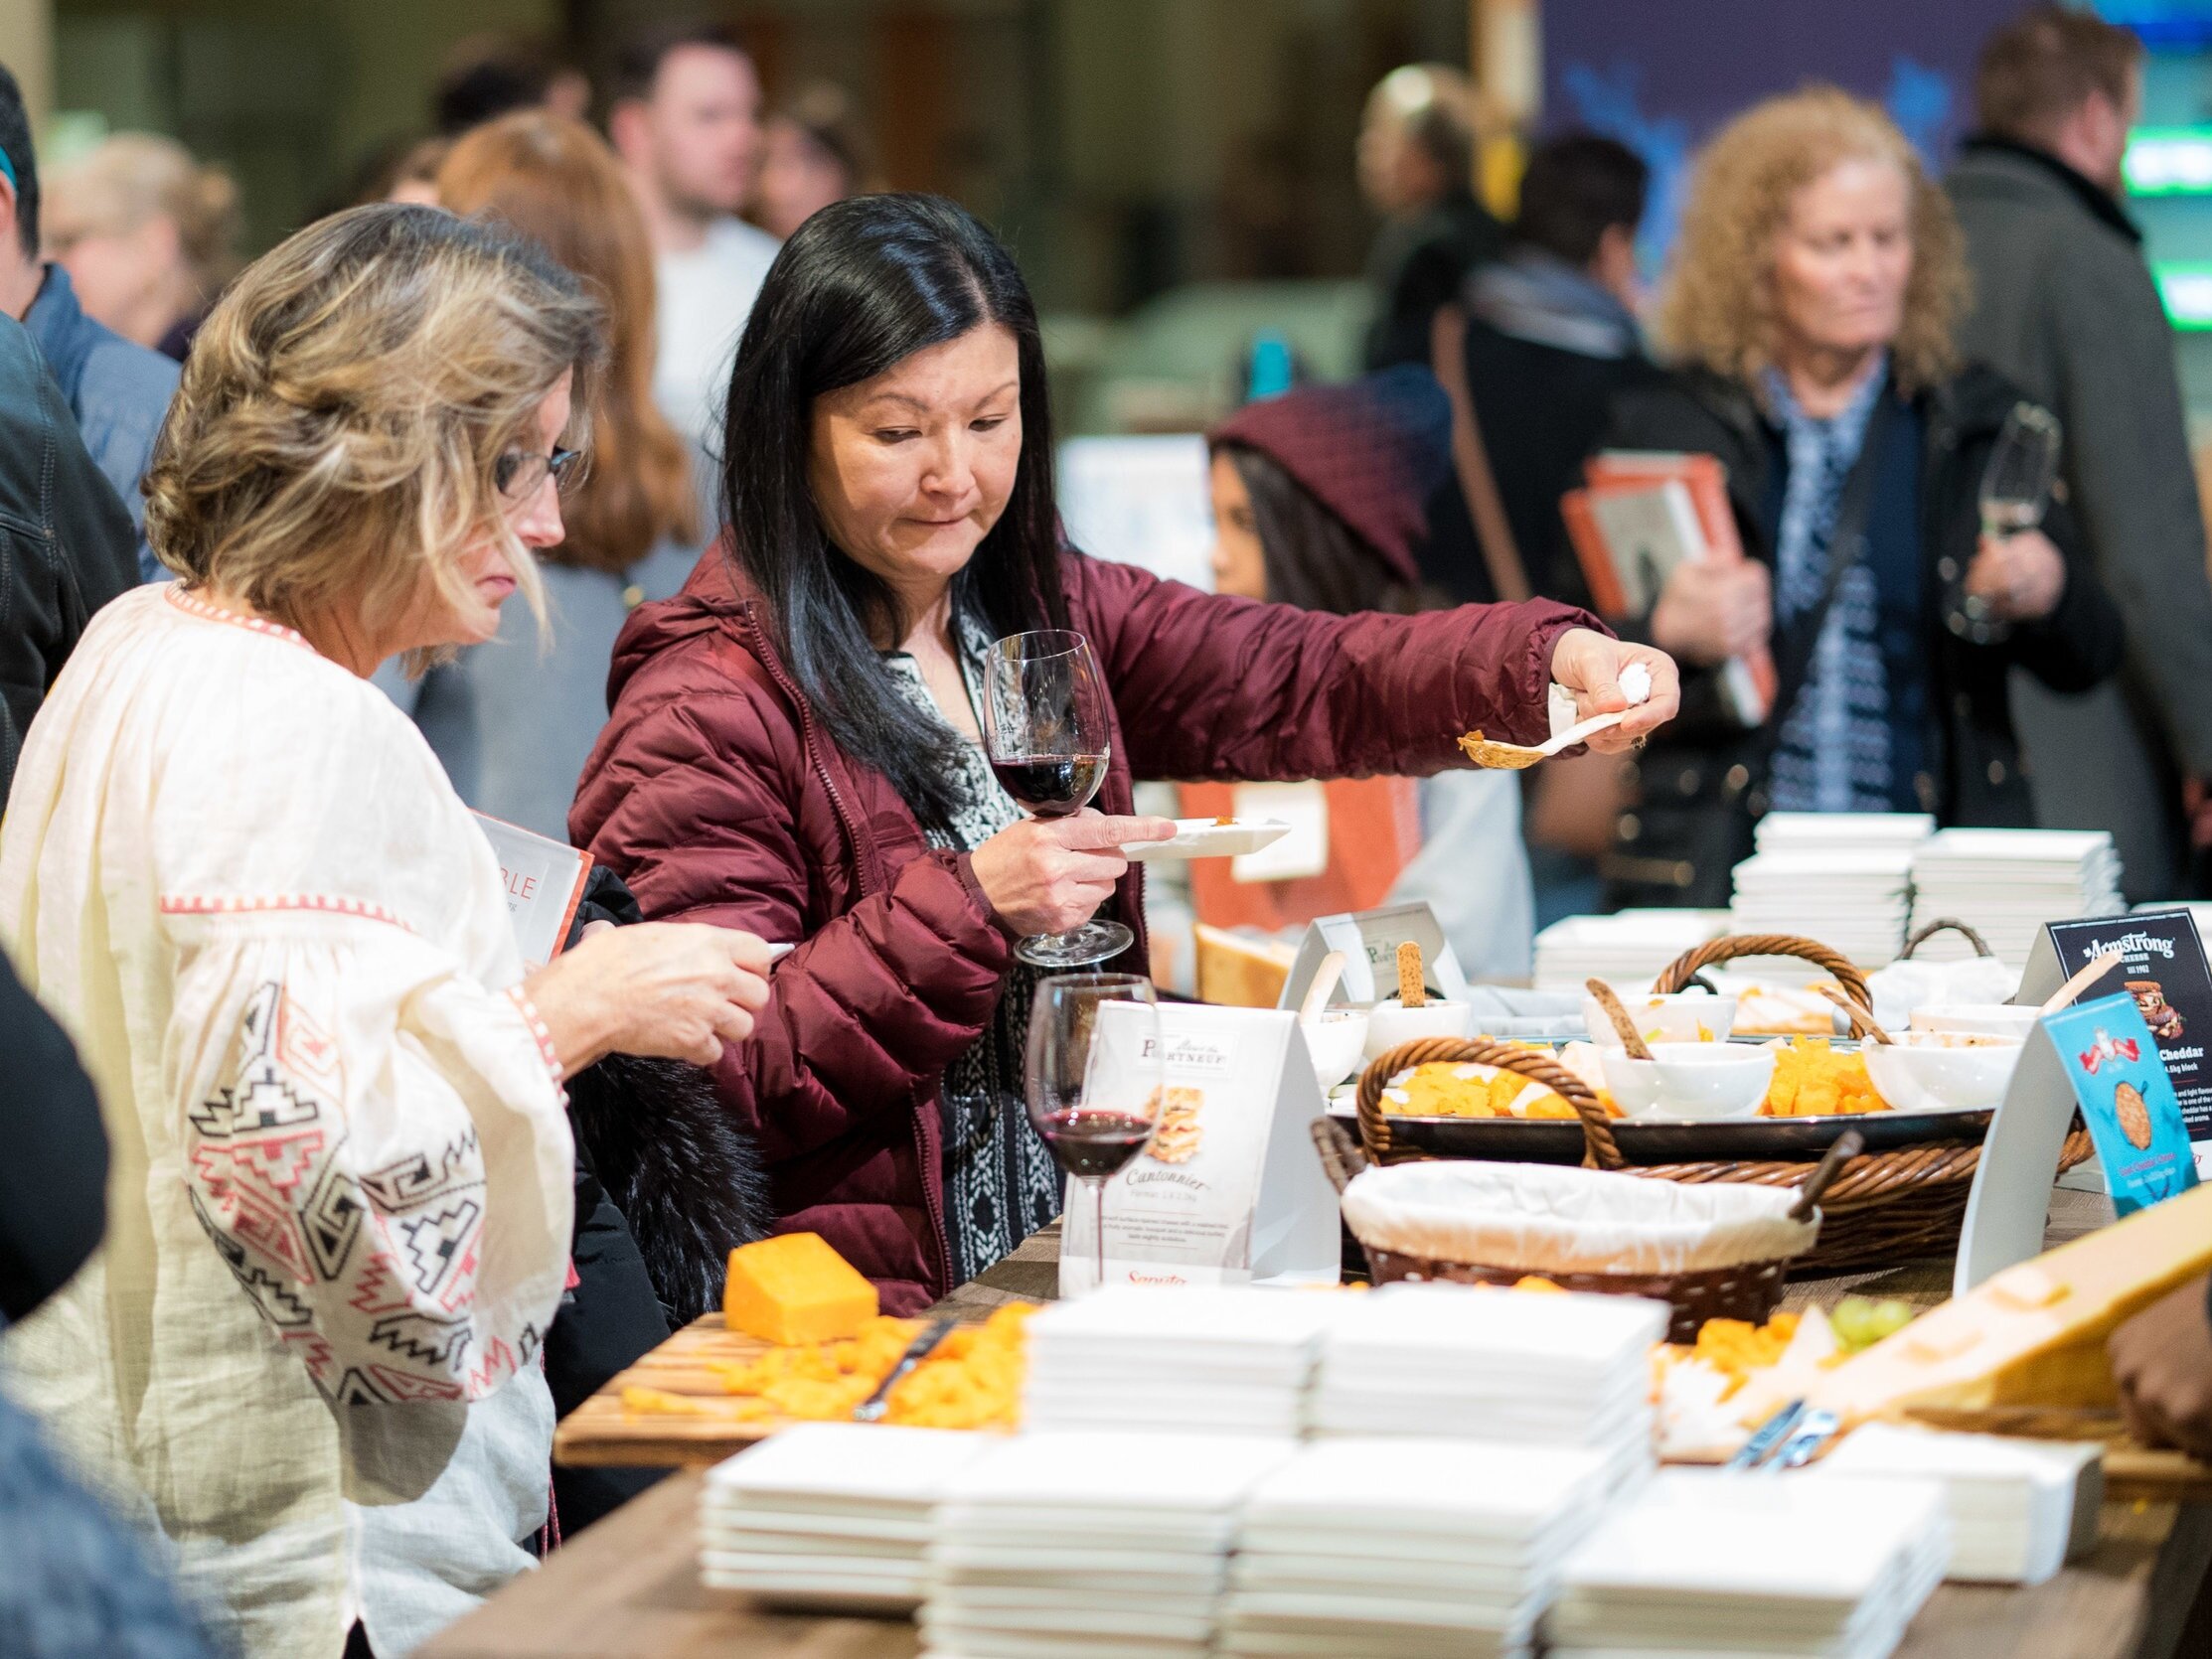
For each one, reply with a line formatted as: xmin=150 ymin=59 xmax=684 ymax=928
xmin=571 ymin=545 xmax=1599 ymax=1310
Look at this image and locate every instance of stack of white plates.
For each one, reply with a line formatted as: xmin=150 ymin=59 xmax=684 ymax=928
xmin=1729 ymin=815 xmax=1931 ymax=969
xmin=1023 ymin=1286 xmax=1347 ymax=1438
xmin=697 ymin=1423 xmax=987 ymax=1612
xmin=1533 ymin=910 xmax=1731 ymax=992
xmin=1309 ymin=1285 xmax=1665 ymax=1482
xmin=921 ymin=1431 xmax=1292 ymax=1659
xmin=1908 ymin=829 xmax=2124 ymax=964
xmin=1221 ymin=1437 xmax=1614 ymax=1659
xmin=1809 ymin=1425 xmax=2101 ymax=1584
xmin=1547 ymin=1470 xmax=1951 ymax=1658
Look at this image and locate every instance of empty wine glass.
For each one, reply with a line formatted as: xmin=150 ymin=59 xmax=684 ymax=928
xmin=982 ymin=629 xmax=1132 ymax=969
xmin=1965 ymin=402 xmax=2062 ymax=642
xmin=1026 ymin=974 xmax=1163 ymax=1293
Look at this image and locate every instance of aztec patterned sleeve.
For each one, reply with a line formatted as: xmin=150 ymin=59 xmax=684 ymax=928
xmin=162 ymin=906 xmax=574 ymax=1408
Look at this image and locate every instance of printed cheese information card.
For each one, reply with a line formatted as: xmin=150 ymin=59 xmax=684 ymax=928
xmin=2033 ymin=910 xmax=2212 ymax=1176
xmin=2043 ymin=992 xmax=2200 ymax=1217
xmin=1060 ymin=1004 xmax=1338 ymax=1294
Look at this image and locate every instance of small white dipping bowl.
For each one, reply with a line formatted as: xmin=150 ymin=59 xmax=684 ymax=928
xmin=1909 ymin=1003 xmax=2040 ymax=1042
xmin=1582 ymin=989 xmax=1740 ymax=1049
xmin=1304 ymin=1008 xmax=1371 ymax=1092
xmin=1363 ymin=997 xmax=1472 ymax=1061
xmin=1863 ymin=1031 xmax=2024 ymax=1114
xmin=1600 ymin=1041 xmax=1776 ymax=1123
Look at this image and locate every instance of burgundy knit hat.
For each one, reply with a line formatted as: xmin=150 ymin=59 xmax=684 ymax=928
xmin=1207 ymin=365 xmax=1453 ymax=586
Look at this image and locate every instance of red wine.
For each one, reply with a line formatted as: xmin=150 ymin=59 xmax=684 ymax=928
xmin=1036 ymin=1109 xmax=1154 ymax=1179
xmin=991 ymin=753 xmax=1107 ymax=819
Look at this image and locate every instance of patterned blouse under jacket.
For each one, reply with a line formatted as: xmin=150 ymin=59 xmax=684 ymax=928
xmin=0 ymin=585 xmax=576 ymax=1659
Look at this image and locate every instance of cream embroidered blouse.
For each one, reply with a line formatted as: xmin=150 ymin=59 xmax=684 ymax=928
xmin=0 ymin=585 xmax=576 ymax=1658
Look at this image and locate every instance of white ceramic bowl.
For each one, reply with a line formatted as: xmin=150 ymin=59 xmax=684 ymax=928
xmin=1304 ymin=1008 xmax=1371 ymax=1092
xmin=1582 ymin=989 xmax=1740 ymax=1049
xmin=1863 ymin=1031 xmax=2024 ymax=1114
xmin=1909 ymin=1003 xmax=2040 ymax=1042
xmin=1599 ymin=1041 xmax=1776 ymax=1123
xmin=1363 ymin=997 xmax=1473 ymax=1061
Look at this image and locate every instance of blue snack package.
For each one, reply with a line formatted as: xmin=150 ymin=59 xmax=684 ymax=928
xmin=2042 ymin=991 xmax=2200 ymax=1216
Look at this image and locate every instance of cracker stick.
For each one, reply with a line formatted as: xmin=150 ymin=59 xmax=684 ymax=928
xmin=1396 ymin=941 xmax=1426 ymax=1009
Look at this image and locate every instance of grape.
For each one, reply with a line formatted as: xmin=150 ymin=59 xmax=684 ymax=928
xmin=1830 ymin=1294 xmax=1918 ymax=1355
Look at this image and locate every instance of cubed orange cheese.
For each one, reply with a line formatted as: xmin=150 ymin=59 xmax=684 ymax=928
xmin=1809 ymin=1183 xmax=2212 ymax=1426
xmin=723 ymin=1233 xmax=878 ymax=1344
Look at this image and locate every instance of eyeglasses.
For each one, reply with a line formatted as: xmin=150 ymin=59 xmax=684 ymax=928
xmin=495 ymin=445 xmax=582 ymax=501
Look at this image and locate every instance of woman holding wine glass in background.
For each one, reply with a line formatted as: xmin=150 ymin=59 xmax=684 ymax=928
xmin=1598 ymin=88 xmax=2123 ymax=912
xmin=571 ymin=193 xmax=1678 ymax=1307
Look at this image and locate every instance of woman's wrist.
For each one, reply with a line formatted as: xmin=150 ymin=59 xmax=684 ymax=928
xmin=521 ymin=953 xmax=620 ymax=1075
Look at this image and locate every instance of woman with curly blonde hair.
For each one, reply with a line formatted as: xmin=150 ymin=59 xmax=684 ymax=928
xmin=0 ymin=204 xmax=770 ymax=1659
xmin=1600 ymin=86 xmax=2123 ymax=908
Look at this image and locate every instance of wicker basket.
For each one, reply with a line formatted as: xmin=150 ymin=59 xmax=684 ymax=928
xmin=1311 ymin=1118 xmax=1852 ymax=1342
xmin=1650 ymin=930 xmax=1874 ymax=1005
xmin=1351 ymin=938 xmax=2092 ymax=1275
xmin=1899 ymin=917 xmax=1994 ymax=961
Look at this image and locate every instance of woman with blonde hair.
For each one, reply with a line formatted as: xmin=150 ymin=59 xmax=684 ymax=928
xmin=42 ymin=131 xmax=239 ymax=360
xmin=0 ymin=204 xmax=771 ymax=1658
xmin=1600 ymin=86 xmax=2123 ymax=907
xmin=420 ymin=110 xmax=704 ymax=836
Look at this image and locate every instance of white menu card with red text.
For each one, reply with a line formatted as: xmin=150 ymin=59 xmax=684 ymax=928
xmin=470 ymin=811 xmax=592 ymax=969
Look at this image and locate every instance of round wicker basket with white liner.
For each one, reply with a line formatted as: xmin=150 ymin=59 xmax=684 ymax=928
xmin=1315 ymin=1122 xmax=1857 ymax=1342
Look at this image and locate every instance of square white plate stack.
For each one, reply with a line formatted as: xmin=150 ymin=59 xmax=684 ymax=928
xmin=1729 ymin=848 xmax=1917 ymax=969
xmin=697 ymin=1423 xmax=988 ymax=1612
xmin=1023 ymin=1286 xmax=1348 ymax=1438
xmin=1808 ymin=1424 xmax=2102 ymax=1584
xmin=1309 ymin=1285 xmax=1665 ymax=1482
xmin=1547 ymin=1469 xmax=1952 ymax=1658
xmin=921 ymin=1431 xmax=1293 ymax=1659
xmin=1221 ymin=1437 xmax=1615 ymax=1659
xmin=1533 ymin=910 xmax=1731 ymax=992
xmin=1907 ymin=829 xmax=2124 ymax=964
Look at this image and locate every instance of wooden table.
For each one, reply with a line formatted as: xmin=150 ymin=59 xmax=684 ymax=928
xmin=426 ymin=1194 xmax=2212 ymax=1659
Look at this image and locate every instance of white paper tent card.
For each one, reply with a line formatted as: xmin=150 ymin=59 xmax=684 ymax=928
xmin=1278 ymin=901 xmax=1468 ymax=1012
xmin=1061 ymin=1005 xmax=1340 ymax=1292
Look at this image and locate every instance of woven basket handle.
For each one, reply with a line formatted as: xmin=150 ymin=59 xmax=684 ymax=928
xmin=1651 ymin=933 xmax=1872 ymax=1009
xmin=1310 ymin=1116 xmax=1367 ymax=1196
xmin=1901 ymin=918 xmax=1992 ymax=960
xmin=1355 ymin=1036 xmax=1626 ymax=1170
xmin=1787 ymin=1129 xmax=1866 ymax=1223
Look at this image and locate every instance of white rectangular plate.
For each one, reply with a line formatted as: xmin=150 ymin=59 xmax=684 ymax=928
xmin=1124 ymin=819 xmax=1291 ymax=861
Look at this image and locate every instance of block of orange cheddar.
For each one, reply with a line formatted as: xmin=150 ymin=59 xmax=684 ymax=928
xmin=1809 ymin=1182 xmax=2212 ymax=1426
xmin=723 ymin=1232 xmax=879 ymax=1345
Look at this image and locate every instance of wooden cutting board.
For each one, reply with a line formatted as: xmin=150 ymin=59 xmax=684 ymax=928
xmin=554 ymin=1317 xmax=790 ymax=1468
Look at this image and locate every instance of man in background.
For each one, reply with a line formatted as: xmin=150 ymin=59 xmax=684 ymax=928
xmin=0 ymin=312 xmax=137 ymax=802
xmin=0 ymin=61 xmax=178 ymax=583
xmin=1356 ymin=64 xmax=1505 ymax=373
xmin=1424 ymin=132 xmax=1657 ymax=609
xmin=607 ymin=21 xmax=780 ymax=451
xmin=1949 ymin=5 xmax=2212 ymax=901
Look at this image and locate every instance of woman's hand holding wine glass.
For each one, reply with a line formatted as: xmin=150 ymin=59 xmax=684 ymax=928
xmin=971 ymin=810 xmax=1175 ymax=938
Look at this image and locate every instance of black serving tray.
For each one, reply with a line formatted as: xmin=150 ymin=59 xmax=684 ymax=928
xmin=1338 ymin=1104 xmax=1993 ymax=1166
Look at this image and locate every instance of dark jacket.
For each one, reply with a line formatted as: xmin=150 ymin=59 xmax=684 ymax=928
xmin=0 ymin=315 xmax=138 ymax=805
xmin=22 ymin=263 xmax=179 ymax=583
xmin=1600 ymin=364 xmax=2124 ymax=909
xmin=1949 ymin=137 xmax=2212 ymax=898
xmin=572 ymin=545 xmax=1596 ymax=1309
xmin=1363 ymin=189 xmax=1508 ymax=372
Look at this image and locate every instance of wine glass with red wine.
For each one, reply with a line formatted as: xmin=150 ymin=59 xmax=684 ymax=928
xmin=982 ymin=629 xmax=1130 ymax=969
xmin=1025 ymin=973 xmax=1163 ymax=1293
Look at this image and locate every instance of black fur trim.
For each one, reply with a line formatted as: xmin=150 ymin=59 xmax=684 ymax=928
xmin=564 ymin=1053 xmax=771 ymax=1326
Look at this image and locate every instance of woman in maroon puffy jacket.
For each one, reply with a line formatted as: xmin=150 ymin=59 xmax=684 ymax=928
xmin=571 ymin=195 xmax=1679 ymax=1309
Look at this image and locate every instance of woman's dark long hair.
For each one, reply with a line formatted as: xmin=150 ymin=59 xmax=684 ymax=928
xmin=718 ymin=193 xmax=1068 ymax=833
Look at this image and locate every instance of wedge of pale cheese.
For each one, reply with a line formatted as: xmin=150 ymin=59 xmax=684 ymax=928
xmin=1810 ymin=1183 xmax=2212 ymax=1426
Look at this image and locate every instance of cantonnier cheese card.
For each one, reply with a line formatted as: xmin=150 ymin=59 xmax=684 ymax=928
xmin=1061 ymin=1005 xmax=1309 ymax=1293
xmin=470 ymin=811 xmax=591 ymax=969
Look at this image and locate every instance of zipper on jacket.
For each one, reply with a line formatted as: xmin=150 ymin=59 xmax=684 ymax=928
xmin=738 ymin=599 xmax=958 ymax=1291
